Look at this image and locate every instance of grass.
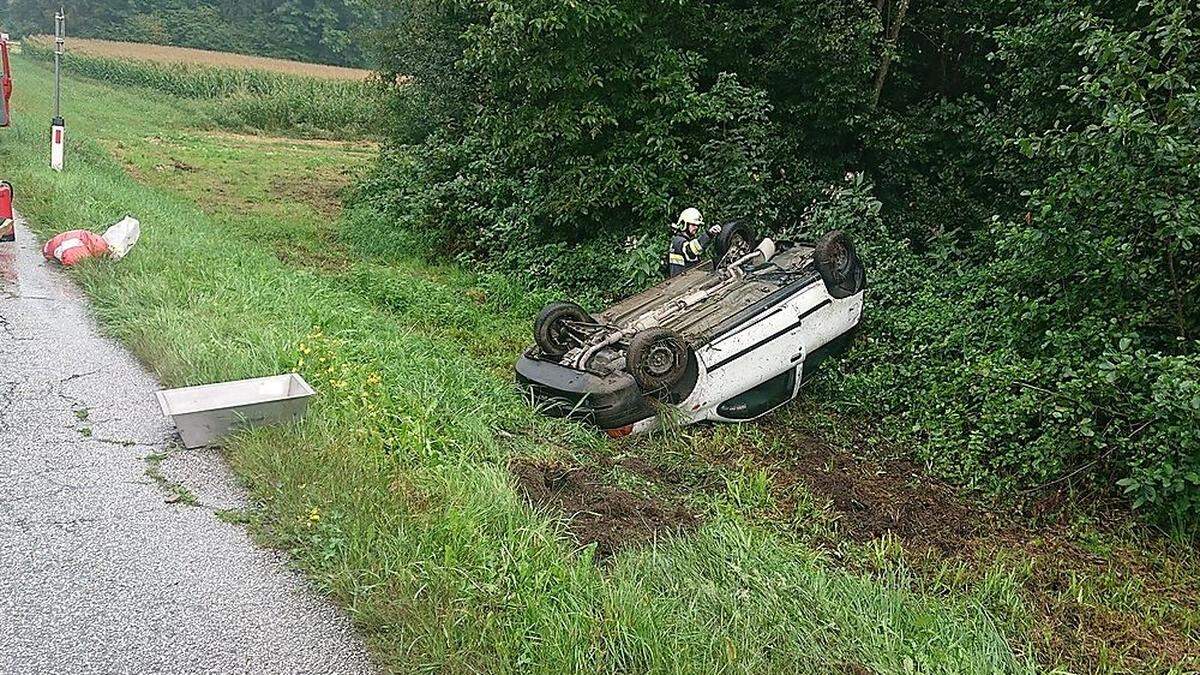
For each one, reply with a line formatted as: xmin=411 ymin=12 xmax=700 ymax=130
xmin=145 ymin=449 xmax=200 ymax=506
xmin=0 ymin=53 xmax=1027 ymax=673
xmin=20 ymin=38 xmax=383 ymax=138
xmin=2 ymin=53 xmax=1197 ymax=672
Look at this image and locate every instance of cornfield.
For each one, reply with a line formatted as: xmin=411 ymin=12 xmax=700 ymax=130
xmin=22 ymin=37 xmax=382 ymax=138
xmin=23 ymin=37 xmax=370 ymax=80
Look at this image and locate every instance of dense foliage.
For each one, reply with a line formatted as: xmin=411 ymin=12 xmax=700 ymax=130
xmin=356 ymin=0 xmax=1199 ymax=523
xmin=1 ymin=0 xmax=377 ymax=67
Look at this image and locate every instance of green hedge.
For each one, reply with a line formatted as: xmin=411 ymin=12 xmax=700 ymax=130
xmin=351 ymin=0 xmax=1199 ymax=524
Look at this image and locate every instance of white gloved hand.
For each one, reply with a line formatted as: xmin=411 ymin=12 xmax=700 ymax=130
xmin=707 ymin=224 xmax=722 ymax=237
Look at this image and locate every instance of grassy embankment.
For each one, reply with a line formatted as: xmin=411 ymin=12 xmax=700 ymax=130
xmin=1 ymin=51 xmax=1028 ymax=673
xmin=2 ymin=51 xmax=1196 ymax=672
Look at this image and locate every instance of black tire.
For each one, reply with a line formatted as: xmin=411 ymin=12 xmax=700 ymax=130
xmin=534 ymin=301 xmax=593 ymax=357
xmin=626 ymin=327 xmax=691 ymax=393
xmin=712 ymin=221 xmax=758 ymax=270
xmin=813 ymin=230 xmax=866 ymax=299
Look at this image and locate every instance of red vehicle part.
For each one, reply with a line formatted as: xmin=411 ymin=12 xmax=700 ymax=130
xmin=0 ymin=181 xmax=13 ymax=242
xmin=0 ymin=36 xmax=12 ymax=127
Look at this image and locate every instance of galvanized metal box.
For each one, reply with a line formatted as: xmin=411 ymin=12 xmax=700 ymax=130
xmin=155 ymin=373 xmax=316 ymax=448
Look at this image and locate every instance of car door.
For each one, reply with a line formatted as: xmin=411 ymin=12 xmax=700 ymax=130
xmin=695 ymin=282 xmax=827 ymax=420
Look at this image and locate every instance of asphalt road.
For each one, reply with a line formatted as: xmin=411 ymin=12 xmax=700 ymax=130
xmin=0 ymin=220 xmax=374 ymax=674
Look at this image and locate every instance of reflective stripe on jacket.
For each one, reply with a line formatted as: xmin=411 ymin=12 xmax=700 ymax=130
xmin=667 ymin=230 xmax=712 ymax=277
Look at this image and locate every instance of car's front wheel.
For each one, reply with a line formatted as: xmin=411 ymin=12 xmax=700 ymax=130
xmin=626 ymin=327 xmax=691 ymax=394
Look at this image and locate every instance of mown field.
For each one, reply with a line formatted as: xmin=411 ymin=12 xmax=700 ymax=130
xmin=1 ymin=48 xmax=1196 ymax=673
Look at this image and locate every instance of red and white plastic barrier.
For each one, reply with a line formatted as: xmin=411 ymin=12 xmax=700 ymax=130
xmin=0 ymin=181 xmax=13 ymax=242
xmin=43 ymin=229 xmax=108 ymax=266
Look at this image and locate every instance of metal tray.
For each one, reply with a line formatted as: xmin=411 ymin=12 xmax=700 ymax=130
xmin=155 ymin=373 xmax=316 ymax=448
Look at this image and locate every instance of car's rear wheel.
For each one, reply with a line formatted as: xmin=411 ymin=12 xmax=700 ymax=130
xmin=813 ymin=230 xmax=865 ymax=298
xmin=626 ymin=327 xmax=691 ymax=393
xmin=534 ymin=301 xmax=593 ymax=357
xmin=713 ymin=221 xmax=758 ymax=270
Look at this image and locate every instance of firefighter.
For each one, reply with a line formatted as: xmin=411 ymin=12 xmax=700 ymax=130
xmin=666 ymin=207 xmax=722 ymax=277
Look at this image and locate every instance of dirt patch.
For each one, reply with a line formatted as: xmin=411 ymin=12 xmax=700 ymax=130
xmin=745 ymin=427 xmax=1200 ymax=670
xmin=272 ymin=239 xmax=351 ymax=273
xmin=726 ymin=432 xmax=1198 ymax=669
xmin=269 ymin=175 xmax=350 ymax=214
xmin=794 ymin=451 xmax=995 ymax=548
xmin=153 ymin=157 xmax=199 ymax=173
xmin=205 ymin=130 xmax=379 ymax=151
xmin=509 ymin=458 xmax=699 ymax=560
xmin=986 ymin=526 xmax=1200 ymax=670
xmin=611 ymin=455 xmax=688 ymax=487
xmin=714 ymin=434 xmax=1002 ymax=551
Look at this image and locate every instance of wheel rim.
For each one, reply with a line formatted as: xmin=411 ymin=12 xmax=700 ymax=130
xmin=549 ymin=319 xmax=573 ymax=351
xmin=727 ymin=234 xmax=750 ymax=261
xmin=643 ymin=339 xmax=684 ymax=378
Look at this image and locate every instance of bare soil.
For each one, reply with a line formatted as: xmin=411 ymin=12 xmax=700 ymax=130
xmin=699 ymin=426 xmax=1199 ymax=672
xmin=778 ymin=441 xmax=1000 ymax=550
xmin=987 ymin=525 xmax=1200 ymax=670
xmin=509 ymin=458 xmax=699 ymax=560
xmin=698 ymin=429 xmax=1003 ymax=550
xmin=269 ymin=175 xmax=349 ymax=214
xmin=204 ymin=131 xmax=379 ymax=150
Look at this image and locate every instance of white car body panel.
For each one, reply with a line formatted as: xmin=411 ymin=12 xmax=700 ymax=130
xmin=634 ymin=286 xmax=863 ymax=433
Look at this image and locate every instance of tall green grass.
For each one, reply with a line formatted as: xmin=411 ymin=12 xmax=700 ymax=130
xmin=21 ymin=40 xmax=381 ymax=138
xmin=0 ymin=57 xmax=1033 ymax=672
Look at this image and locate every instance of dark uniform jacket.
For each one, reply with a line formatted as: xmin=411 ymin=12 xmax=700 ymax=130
xmin=667 ymin=230 xmax=713 ymax=277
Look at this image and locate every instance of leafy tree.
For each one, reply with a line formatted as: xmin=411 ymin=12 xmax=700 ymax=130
xmin=0 ymin=0 xmax=378 ymax=67
xmin=367 ymin=0 xmax=781 ymax=293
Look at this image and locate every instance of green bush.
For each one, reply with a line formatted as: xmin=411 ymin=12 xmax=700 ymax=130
xmin=809 ymin=1 xmax=1200 ymax=522
xmin=358 ymin=0 xmax=1199 ymax=523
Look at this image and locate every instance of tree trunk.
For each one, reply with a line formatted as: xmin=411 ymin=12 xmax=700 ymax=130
xmin=871 ymin=0 xmax=911 ymax=109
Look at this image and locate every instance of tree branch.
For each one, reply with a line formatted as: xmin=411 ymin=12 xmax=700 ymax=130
xmin=871 ymin=0 xmax=911 ymax=109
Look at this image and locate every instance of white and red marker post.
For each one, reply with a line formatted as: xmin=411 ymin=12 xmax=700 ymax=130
xmin=49 ymin=9 xmax=65 ymax=172
xmin=1 ymin=32 xmax=13 ymax=129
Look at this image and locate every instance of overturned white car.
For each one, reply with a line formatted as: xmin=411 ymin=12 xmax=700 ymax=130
xmin=516 ymin=224 xmax=865 ymax=436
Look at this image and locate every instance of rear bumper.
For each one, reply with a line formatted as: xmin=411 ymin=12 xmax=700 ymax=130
xmin=515 ymin=354 xmax=654 ymax=429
